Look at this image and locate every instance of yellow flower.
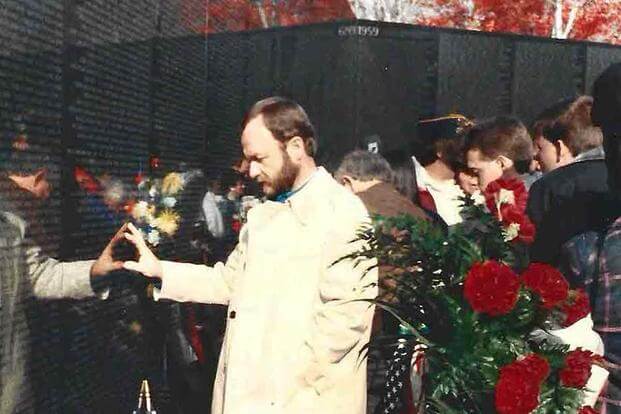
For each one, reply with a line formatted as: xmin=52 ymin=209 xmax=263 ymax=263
xmin=152 ymin=209 xmax=180 ymax=236
xmin=162 ymin=172 xmax=184 ymax=195
xmin=132 ymin=201 xmax=151 ymax=221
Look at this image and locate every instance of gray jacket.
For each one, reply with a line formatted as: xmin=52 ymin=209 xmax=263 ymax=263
xmin=0 ymin=210 xmax=97 ymax=413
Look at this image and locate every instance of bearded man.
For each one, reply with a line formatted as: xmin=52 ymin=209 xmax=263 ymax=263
xmin=122 ymin=97 xmax=378 ymax=414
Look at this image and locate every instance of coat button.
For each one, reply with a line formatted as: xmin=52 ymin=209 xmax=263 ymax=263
xmin=229 ymin=310 xmax=236 ymax=319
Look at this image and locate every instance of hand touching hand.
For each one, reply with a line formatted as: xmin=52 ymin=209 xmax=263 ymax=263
xmin=90 ymin=223 xmax=128 ymax=278
xmin=122 ymin=223 xmax=164 ymax=279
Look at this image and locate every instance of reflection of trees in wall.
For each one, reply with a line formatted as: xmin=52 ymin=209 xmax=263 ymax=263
xmin=348 ymin=0 xmax=428 ymax=23
xmin=349 ymin=0 xmax=621 ymax=44
xmin=181 ymin=0 xmax=620 ymax=45
xmin=182 ymin=0 xmax=354 ymax=32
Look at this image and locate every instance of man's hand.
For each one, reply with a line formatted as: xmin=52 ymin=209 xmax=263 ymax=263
xmin=90 ymin=223 xmax=128 ymax=278
xmin=123 ymin=223 xmax=164 ymax=279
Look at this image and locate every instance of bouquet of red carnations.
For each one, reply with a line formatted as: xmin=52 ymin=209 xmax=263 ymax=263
xmin=349 ymin=177 xmax=606 ymax=413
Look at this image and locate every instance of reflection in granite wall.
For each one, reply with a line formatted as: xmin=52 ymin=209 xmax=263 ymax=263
xmin=0 ymin=1 xmax=207 ymax=412
xmin=0 ymin=2 xmax=66 ymax=412
xmin=355 ymin=26 xmax=439 ymax=156
xmin=206 ymin=22 xmax=621 ymax=161
xmin=437 ymin=32 xmax=513 ymax=119
xmin=1 ymin=5 xmax=621 ymax=412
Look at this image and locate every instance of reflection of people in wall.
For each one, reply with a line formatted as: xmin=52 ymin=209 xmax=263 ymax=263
xmin=201 ymin=174 xmax=225 ymax=240
xmin=215 ymin=169 xmax=246 ymax=255
xmin=0 ymin=135 xmax=124 ymax=413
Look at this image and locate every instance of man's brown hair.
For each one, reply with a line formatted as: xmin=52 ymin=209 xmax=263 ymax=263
xmin=466 ymin=116 xmax=533 ymax=173
xmin=242 ymin=96 xmax=317 ymax=156
xmin=533 ymin=96 xmax=602 ymax=156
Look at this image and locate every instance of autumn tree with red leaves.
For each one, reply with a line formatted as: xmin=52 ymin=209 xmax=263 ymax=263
xmin=387 ymin=0 xmax=621 ymax=45
xmin=183 ymin=0 xmax=620 ymax=45
xmin=182 ymin=0 xmax=354 ymax=33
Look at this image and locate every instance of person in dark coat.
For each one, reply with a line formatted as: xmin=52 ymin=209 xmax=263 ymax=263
xmin=559 ymin=62 xmax=621 ymax=413
xmin=527 ymin=96 xmax=608 ymax=267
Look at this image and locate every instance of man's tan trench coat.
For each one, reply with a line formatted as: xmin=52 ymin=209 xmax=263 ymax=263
xmin=156 ymin=168 xmax=378 ymax=414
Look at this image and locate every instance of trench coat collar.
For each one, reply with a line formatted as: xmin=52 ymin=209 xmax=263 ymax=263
xmin=260 ymin=167 xmax=331 ymax=227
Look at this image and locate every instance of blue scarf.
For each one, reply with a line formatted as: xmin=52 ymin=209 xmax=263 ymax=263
xmin=274 ymin=189 xmax=295 ymax=203
xmin=273 ymin=169 xmax=318 ymax=203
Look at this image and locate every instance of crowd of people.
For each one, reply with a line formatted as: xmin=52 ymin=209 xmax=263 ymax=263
xmin=1 ymin=62 xmax=621 ymax=413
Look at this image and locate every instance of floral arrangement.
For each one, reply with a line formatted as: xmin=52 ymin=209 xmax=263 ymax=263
xmin=128 ymin=171 xmax=186 ymax=247
xmin=483 ymin=178 xmax=535 ymax=244
xmin=348 ymin=177 xmax=603 ymax=413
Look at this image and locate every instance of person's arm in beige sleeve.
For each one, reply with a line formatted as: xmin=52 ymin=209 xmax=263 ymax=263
xmin=123 ymin=222 xmax=242 ymax=305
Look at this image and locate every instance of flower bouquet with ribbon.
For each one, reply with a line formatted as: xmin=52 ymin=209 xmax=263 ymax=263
xmin=347 ymin=177 xmax=607 ymax=413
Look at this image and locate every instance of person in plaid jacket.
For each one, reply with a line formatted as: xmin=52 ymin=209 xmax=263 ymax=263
xmin=560 ymin=62 xmax=621 ymax=413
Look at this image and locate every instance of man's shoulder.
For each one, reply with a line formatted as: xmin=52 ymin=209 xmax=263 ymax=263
xmin=547 ymin=159 xmax=606 ymax=183
xmin=532 ymin=160 xmax=607 ymax=194
xmin=316 ymin=172 xmax=368 ymax=218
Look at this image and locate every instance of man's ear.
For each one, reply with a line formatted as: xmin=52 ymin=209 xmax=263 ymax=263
xmin=555 ymin=139 xmax=572 ymax=162
xmin=339 ymin=175 xmax=355 ymax=192
xmin=497 ymin=155 xmax=514 ymax=172
xmin=286 ymin=136 xmax=305 ymax=159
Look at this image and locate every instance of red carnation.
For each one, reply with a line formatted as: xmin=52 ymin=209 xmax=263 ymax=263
xmin=519 ymin=354 xmax=551 ymax=382
xmin=516 ymin=215 xmax=536 ymax=244
xmin=560 ymin=348 xmax=597 ymax=388
xmin=522 ymin=263 xmax=569 ymax=309
xmin=561 ymin=289 xmax=591 ymax=327
xmin=464 ymin=261 xmax=520 ymax=316
xmin=495 ymin=354 xmax=549 ymax=414
xmin=578 ymin=406 xmax=598 ymax=414
xmin=502 ymin=208 xmax=536 ymax=244
xmin=495 ymin=370 xmax=540 ymax=414
xmin=484 ymin=178 xmax=529 ymax=219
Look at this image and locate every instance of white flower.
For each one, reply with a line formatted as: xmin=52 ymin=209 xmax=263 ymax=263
xmin=149 ymin=185 xmax=158 ymax=198
xmin=139 ymin=228 xmax=148 ymax=241
xmin=132 ymin=201 xmax=150 ymax=221
xmin=472 ymin=191 xmax=485 ymax=206
xmin=498 ymin=189 xmax=515 ymax=205
xmin=147 ymin=229 xmax=160 ymax=246
xmin=161 ymin=196 xmax=177 ymax=208
xmin=503 ymin=222 xmax=521 ymax=242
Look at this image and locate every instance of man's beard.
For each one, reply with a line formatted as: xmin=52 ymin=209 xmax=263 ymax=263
xmin=266 ymin=149 xmax=300 ymax=197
